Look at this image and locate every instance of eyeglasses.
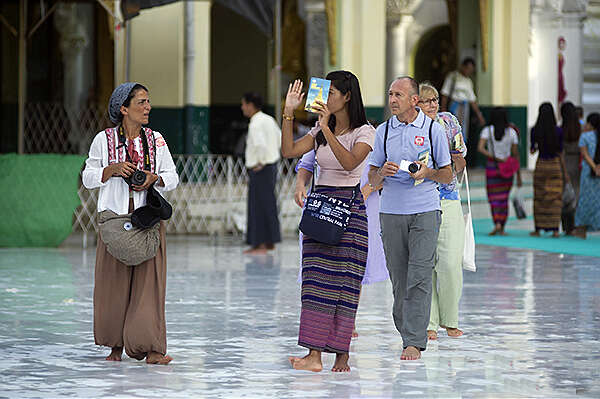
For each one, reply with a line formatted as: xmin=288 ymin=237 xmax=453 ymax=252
xmin=418 ymin=97 xmax=439 ymax=106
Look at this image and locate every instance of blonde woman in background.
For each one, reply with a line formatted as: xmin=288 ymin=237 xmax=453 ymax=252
xmin=419 ymin=82 xmax=467 ymax=340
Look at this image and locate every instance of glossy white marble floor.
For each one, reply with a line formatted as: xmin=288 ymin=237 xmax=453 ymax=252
xmin=1 ymin=236 xmax=599 ymax=398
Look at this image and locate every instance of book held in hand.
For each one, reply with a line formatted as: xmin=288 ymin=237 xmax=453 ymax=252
xmin=305 ymin=77 xmax=331 ymax=113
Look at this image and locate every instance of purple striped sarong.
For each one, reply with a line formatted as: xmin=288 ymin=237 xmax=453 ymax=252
xmin=485 ymin=158 xmax=513 ymax=226
xmin=299 ymin=185 xmax=368 ymax=354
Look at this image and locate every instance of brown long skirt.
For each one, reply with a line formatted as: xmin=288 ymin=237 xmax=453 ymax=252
xmin=533 ymin=157 xmax=563 ymax=231
xmin=93 ymin=221 xmax=167 ymax=360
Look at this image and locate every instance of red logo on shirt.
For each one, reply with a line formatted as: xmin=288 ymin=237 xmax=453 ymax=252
xmin=415 ymin=136 xmax=425 ymax=146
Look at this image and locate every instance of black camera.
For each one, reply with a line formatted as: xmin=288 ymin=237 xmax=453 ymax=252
xmin=123 ymin=169 xmax=147 ymax=187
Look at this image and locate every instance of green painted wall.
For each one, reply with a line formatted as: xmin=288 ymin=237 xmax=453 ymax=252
xmin=149 ymin=106 xmax=210 ymax=155
xmin=366 ymin=106 xmax=385 ymax=125
xmin=457 ymin=0 xmax=493 ymax=105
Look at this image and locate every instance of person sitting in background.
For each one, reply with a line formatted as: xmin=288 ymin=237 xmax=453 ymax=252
xmin=530 ymin=102 xmax=569 ymax=237
xmin=477 ymin=107 xmax=522 ymax=236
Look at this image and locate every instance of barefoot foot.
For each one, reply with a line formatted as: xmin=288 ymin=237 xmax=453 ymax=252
xmin=427 ymin=330 xmax=438 ymax=340
xmin=146 ymin=352 xmax=173 ymax=365
xmin=401 ymin=346 xmax=421 ymax=360
xmin=105 ymin=347 xmax=123 ymax=361
xmin=529 ymin=230 xmax=540 ymax=237
xmin=331 ymin=353 xmax=351 ymax=372
xmin=289 ymin=351 xmax=322 ymax=372
xmin=445 ymin=327 xmax=463 ymax=337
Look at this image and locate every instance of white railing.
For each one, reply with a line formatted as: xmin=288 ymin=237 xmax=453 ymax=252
xmin=73 ymin=155 xmax=303 ymax=236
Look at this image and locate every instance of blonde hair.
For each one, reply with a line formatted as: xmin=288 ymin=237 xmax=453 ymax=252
xmin=418 ymin=81 xmax=439 ymax=99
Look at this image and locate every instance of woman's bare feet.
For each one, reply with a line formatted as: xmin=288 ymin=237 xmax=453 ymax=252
xmin=331 ymin=353 xmax=351 ymax=372
xmin=401 ymin=346 xmax=421 ymax=360
xmin=146 ymin=352 xmax=173 ymax=365
xmin=446 ymin=327 xmax=463 ymax=337
xmin=427 ymin=330 xmax=438 ymax=340
xmin=352 ymin=329 xmax=358 ymax=338
xmin=289 ymin=350 xmax=322 ymax=372
xmin=105 ymin=347 xmax=123 ymax=361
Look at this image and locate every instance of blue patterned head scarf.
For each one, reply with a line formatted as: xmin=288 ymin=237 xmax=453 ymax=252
xmin=108 ymin=82 xmax=140 ymax=124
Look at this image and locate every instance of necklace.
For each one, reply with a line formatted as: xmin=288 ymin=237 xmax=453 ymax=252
xmin=335 ymin=127 xmax=351 ymax=136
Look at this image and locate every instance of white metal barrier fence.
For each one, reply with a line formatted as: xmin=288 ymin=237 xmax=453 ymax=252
xmin=73 ymin=155 xmax=303 ymax=236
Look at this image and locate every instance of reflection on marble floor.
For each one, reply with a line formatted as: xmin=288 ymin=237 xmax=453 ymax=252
xmin=0 ymin=237 xmax=599 ymax=398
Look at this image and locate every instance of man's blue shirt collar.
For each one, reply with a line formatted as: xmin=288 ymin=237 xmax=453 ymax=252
xmin=393 ymin=108 xmax=426 ymax=129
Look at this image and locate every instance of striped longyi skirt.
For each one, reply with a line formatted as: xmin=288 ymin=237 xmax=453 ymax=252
xmin=486 ymin=159 xmax=513 ymax=226
xmin=533 ymin=157 xmax=563 ymax=231
xmin=299 ymin=186 xmax=368 ymax=354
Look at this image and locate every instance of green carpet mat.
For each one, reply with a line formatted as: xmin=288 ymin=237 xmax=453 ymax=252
xmin=472 ymin=217 xmax=600 ymax=258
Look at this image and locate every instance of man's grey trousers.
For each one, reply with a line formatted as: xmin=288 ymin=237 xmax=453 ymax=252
xmin=380 ymin=210 xmax=442 ymax=351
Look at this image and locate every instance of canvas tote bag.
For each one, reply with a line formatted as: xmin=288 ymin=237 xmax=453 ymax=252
xmin=461 ymin=168 xmax=476 ymax=272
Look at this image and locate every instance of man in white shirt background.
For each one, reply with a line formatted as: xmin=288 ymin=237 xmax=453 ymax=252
xmin=440 ymin=57 xmax=486 ymax=147
xmin=241 ymin=92 xmax=282 ymax=254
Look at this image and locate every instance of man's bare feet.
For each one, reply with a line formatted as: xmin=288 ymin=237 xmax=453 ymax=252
xmin=146 ymin=352 xmax=173 ymax=365
xmin=446 ymin=327 xmax=463 ymax=337
xmin=289 ymin=350 xmax=322 ymax=372
xmin=243 ymin=246 xmax=268 ymax=255
xmin=331 ymin=353 xmax=350 ymax=372
xmin=105 ymin=347 xmax=123 ymax=361
xmin=552 ymin=231 xmax=560 ymax=238
xmin=427 ymin=330 xmax=438 ymax=340
xmin=352 ymin=329 xmax=358 ymax=338
xmin=401 ymin=346 xmax=421 ymax=360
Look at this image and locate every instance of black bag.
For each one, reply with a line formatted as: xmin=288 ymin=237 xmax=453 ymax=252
xmin=298 ymin=143 xmax=359 ymax=245
xmin=299 ymin=185 xmax=359 ymax=245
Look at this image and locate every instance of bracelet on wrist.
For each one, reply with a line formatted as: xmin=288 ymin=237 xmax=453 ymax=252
xmin=283 ymin=113 xmax=294 ymax=121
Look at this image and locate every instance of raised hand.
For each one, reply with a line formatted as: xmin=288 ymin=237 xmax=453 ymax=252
xmin=284 ymin=79 xmax=305 ymax=114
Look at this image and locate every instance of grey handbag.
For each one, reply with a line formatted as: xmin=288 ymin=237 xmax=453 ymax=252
xmin=98 ymin=210 xmax=160 ymax=266
xmin=562 ymin=182 xmax=576 ymax=213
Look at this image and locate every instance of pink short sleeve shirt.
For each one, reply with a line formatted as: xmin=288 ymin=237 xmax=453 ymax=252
xmin=307 ymin=123 xmax=375 ymax=186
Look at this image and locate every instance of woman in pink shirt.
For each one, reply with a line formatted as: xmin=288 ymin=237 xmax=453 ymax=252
xmin=281 ymin=71 xmax=375 ymax=373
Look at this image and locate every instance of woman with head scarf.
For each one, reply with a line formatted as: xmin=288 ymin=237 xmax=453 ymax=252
xmin=82 ymin=83 xmax=178 ymax=364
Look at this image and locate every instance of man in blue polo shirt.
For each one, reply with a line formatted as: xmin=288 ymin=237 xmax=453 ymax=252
xmin=368 ymin=76 xmax=452 ymax=360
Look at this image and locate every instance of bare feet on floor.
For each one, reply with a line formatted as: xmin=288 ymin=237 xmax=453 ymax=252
xmin=289 ymin=351 xmax=322 ymax=372
xmin=446 ymin=327 xmax=463 ymax=337
xmin=352 ymin=329 xmax=358 ymax=338
xmin=105 ymin=347 xmax=123 ymax=361
xmin=146 ymin=352 xmax=173 ymax=365
xmin=331 ymin=353 xmax=351 ymax=372
xmin=427 ymin=330 xmax=438 ymax=340
xmin=529 ymin=230 xmax=540 ymax=237
xmin=552 ymin=231 xmax=560 ymax=238
xmin=400 ymin=346 xmax=421 ymax=360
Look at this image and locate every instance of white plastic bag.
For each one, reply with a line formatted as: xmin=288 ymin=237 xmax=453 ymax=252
xmin=462 ymin=168 xmax=476 ymax=272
